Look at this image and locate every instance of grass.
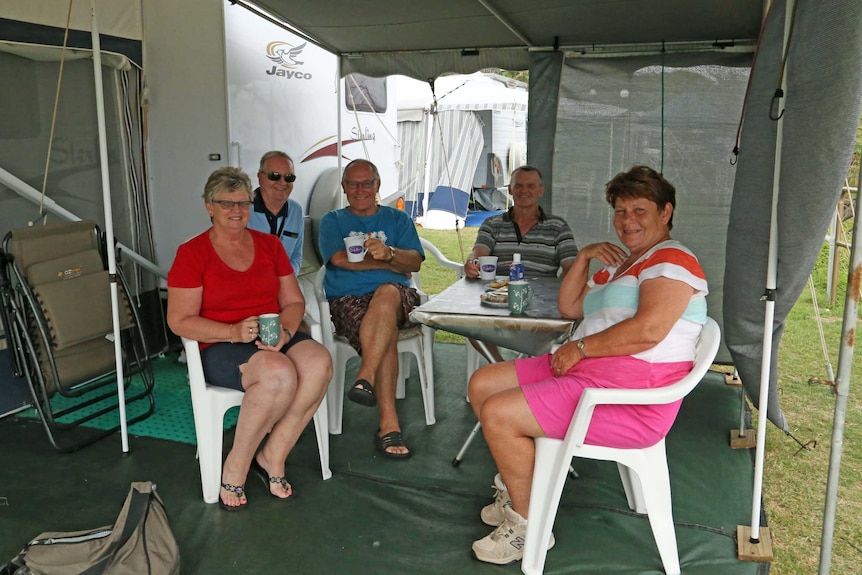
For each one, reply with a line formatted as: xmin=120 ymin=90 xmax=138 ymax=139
xmin=416 ymin=221 xmax=862 ymax=574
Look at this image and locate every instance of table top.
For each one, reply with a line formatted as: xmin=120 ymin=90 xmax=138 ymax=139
xmin=410 ymin=276 xmax=576 ymax=357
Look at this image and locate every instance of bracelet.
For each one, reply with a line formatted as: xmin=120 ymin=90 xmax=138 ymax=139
xmin=283 ymin=327 xmax=292 ymax=341
xmin=576 ymin=338 xmax=588 ymax=359
xmin=387 ymin=245 xmax=397 ymax=262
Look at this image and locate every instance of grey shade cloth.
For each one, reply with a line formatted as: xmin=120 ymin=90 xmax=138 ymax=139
xmin=410 ymin=276 xmax=575 ymax=357
xmin=723 ymin=0 xmax=862 ymax=431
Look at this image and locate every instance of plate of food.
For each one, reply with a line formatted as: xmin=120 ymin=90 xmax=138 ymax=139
xmin=485 ymin=278 xmax=509 ymax=291
xmin=480 ymin=290 xmax=508 ymax=308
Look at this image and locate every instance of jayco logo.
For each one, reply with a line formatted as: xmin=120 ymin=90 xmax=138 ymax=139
xmin=265 ymin=41 xmax=312 ymax=80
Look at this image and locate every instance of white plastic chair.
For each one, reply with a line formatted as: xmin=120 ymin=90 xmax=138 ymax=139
xmin=180 ymin=314 xmax=332 ymax=505
xmin=313 ymin=265 xmax=436 ymax=435
xmin=414 ymin=238 xmax=483 ymax=389
xmin=521 ymin=318 xmax=721 ymax=575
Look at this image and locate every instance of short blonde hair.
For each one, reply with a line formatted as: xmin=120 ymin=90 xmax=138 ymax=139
xmin=203 ymin=167 xmax=253 ymax=203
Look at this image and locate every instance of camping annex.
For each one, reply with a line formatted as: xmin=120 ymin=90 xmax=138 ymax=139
xmin=1 ymin=0 xmax=862 ymax=570
xmin=395 ymin=72 xmax=527 ymax=229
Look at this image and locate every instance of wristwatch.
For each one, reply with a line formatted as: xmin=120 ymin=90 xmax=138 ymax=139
xmin=576 ymin=338 xmax=588 ymax=358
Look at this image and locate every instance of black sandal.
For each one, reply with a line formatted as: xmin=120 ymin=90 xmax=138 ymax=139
xmin=219 ymin=483 xmax=247 ymax=511
xmin=375 ymin=430 xmax=413 ymax=459
xmin=348 ymin=379 xmax=377 ymax=407
xmin=251 ymin=458 xmax=294 ymax=501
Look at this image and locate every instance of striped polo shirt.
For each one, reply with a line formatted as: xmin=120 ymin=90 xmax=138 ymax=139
xmin=474 ymin=207 xmax=579 ymax=277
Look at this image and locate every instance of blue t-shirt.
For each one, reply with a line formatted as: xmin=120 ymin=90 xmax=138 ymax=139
xmin=318 ymin=205 xmax=424 ymax=298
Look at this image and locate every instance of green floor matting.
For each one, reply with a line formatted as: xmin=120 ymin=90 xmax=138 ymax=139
xmin=18 ymin=354 xmax=236 ymax=444
xmin=0 ymin=343 xmax=769 ymax=575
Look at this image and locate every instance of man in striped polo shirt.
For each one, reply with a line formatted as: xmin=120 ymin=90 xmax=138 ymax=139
xmin=464 ymin=165 xmax=579 ymax=361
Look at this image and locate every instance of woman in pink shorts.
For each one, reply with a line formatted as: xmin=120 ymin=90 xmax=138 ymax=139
xmin=468 ymin=165 xmax=709 ymax=565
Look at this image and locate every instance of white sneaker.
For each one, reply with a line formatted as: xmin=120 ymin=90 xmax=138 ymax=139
xmin=472 ymin=505 xmax=555 ymax=565
xmin=480 ymin=473 xmax=511 ymax=526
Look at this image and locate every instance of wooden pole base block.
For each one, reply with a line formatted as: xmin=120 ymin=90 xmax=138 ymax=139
xmin=737 ymin=525 xmax=774 ymax=562
xmin=730 ymin=429 xmax=757 ymax=449
xmin=725 ymin=373 xmax=742 ymax=386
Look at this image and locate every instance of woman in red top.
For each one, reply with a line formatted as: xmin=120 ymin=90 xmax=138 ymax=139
xmin=167 ymin=167 xmax=332 ymax=511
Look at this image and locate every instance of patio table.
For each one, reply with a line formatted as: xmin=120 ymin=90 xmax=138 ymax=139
xmin=410 ymin=275 xmax=577 ymax=465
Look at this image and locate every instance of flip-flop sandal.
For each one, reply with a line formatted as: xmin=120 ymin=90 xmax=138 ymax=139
xmin=347 ymin=379 xmax=377 ymax=407
xmin=251 ymin=458 xmax=294 ymax=501
xmin=375 ymin=430 xmax=413 ymax=459
xmin=219 ymin=483 xmax=248 ymax=511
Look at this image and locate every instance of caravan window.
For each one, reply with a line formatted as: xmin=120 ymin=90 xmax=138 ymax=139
xmin=345 ymin=74 xmax=387 ymax=113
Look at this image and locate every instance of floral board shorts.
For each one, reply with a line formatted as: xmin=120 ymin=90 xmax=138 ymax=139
xmin=328 ymin=283 xmax=421 ymax=355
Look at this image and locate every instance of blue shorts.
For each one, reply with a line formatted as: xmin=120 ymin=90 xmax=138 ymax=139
xmin=199 ymin=331 xmax=313 ymax=391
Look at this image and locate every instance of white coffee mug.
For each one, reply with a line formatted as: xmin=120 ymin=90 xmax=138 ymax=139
xmin=478 ymin=255 xmax=499 ymax=280
xmin=344 ymin=235 xmax=368 ymax=263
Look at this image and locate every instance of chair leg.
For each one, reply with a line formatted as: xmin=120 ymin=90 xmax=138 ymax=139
xmin=327 ymin=350 xmax=348 ymax=435
xmin=396 ymin=352 xmax=408 ymax=399
xmin=627 ymin=443 xmax=680 ymax=575
xmin=522 ymin=438 xmax=568 ymax=575
xmin=196 ymin=399 xmax=225 ymax=504
xmin=416 ymin=339 xmax=435 ymax=425
xmin=312 ymin=399 xmax=332 ymax=480
xmin=422 ymin=326 xmax=435 ymax=398
xmin=617 ymin=462 xmax=647 ymax=514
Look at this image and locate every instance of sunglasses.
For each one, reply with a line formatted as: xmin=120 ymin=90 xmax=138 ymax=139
xmin=265 ymin=171 xmax=297 ymax=183
xmin=211 ymin=199 xmax=252 ymax=210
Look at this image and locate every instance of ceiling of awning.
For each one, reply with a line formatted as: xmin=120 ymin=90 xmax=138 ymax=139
xmin=246 ymin=0 xmax=763 ymax=55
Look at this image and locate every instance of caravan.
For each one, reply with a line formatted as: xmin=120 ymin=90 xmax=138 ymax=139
xmin=222 ymin=7 xmax=400 ymax=213
xmin=396 ymin=72 xmax=528 ymax=229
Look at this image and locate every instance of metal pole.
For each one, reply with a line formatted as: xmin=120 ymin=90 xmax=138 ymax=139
xmin=819 ymin=167 xmax=861 ymax=574
xmin=748 ymin=0 xmax=796 ymax=541
xmin=0 ymin=165 xmax=165 ymax=279
xmin=90 ymin=0 xmax=129 ymax=453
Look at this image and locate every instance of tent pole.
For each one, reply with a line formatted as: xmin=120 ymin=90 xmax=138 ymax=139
xmin=819 ymin=168 xmax=861 ymax=574
xmin=336 ymin=59 xmax=343 ymax=208
xmin=745 ymin=0 xmax=796 ymax=550
xmin=90 ymin=0 xmax=129 ymax=453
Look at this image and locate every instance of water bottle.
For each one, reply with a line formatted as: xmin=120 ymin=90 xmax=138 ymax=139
xmin=509 ymin=253 xmax=524 ymax=282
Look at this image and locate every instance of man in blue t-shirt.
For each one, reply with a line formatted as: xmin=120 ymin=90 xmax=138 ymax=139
xmin=319 ymin=159 xmax=425 ymax=459
xmin=247 ymin=151 xmax=304 ymax=270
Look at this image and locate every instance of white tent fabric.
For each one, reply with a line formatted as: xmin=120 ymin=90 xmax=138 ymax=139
xmin=395 ymin=73 xmax=527 ymax=228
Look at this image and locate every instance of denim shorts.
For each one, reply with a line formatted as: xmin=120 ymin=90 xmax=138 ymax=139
xmin=199 ymin=331 xmax=313 ymax=391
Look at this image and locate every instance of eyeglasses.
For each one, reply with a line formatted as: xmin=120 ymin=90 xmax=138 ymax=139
xmin=265 ymin=171 xmax=297 ymax=183
xmin=211 ymin=199 xmax=253 ymax=210
xmin=343 ymin=179 xmax=378 ymax=191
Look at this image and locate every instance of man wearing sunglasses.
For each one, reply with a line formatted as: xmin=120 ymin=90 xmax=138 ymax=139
xmin=248 ymin=151 xmax=304 ymax=270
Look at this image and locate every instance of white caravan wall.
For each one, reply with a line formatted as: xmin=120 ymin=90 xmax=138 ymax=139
xmin=144 ymin=0 xmax=400 ymax=274
xmin=143 ymin=0 xmax=230 ymax=274
xmin=223 ymin=6 xmax=399 ymax=212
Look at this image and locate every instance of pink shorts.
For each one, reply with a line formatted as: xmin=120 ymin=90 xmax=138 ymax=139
xmin=516 ymin=354 xmax=694 ymax=448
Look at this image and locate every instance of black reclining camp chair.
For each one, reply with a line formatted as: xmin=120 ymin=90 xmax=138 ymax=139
xmin=0 ymin=220 xmax=155 ymax=452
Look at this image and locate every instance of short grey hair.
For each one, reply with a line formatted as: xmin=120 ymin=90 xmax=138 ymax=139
xmin=342 ymin=158 xmax=380 ymax=182
xmin=203 ymin=167 xmax=253 ymax=203
xmin=511 ymin=165 xmax=543 ymax=182
xmin=258 ymin=150 xmax=294 ymax=173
